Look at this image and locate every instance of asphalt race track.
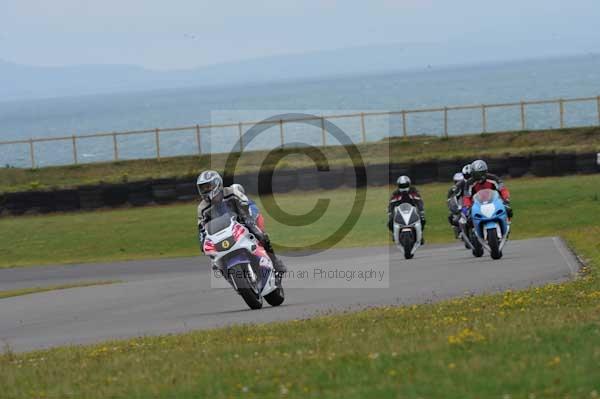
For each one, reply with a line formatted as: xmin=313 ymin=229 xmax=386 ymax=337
xmin=0 ymin=237 xmax=580 ymax=353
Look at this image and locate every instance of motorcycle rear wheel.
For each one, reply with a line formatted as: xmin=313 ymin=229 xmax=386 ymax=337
xmin=403 ymin=242 xmax=414 ymax=259
xmin=265 ymin=284 xmax=285 ymax=306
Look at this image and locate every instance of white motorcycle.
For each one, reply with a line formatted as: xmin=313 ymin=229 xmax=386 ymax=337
xmin=393 ymin=203 xmax=423 ymax=259
xmin=203 ymin=210 xmax=284 ymax=310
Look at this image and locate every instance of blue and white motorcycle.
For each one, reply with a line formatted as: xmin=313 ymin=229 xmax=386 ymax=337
xmin=470 ymin=189 xmax=510 ymax=260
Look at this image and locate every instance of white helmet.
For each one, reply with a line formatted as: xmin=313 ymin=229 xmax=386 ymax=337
xmin=471 ymin=160 xmax=488 ymax=182
xmin=453 ymin=172 xmax=464 ymax=184
xmin=196 ymin=170 xmax=223 ymax=202
xmin=397 ymin=175 xmax=411 ymax=192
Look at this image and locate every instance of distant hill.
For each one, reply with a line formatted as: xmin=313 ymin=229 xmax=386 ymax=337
xmin=1 ymin=41 xmax=598 ymax=101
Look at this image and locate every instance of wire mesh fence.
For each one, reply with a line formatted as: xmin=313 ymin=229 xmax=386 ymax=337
xmin=1 ymin=95 xmax=599 ymax=168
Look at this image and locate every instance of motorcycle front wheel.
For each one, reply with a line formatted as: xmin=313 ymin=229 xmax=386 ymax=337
xmin=487 ymin=228 xmax=503 ymax=260
xmin=231 ymin=263 xmax=263 ymax=310
xmin=399 ymin=232 xmax=415 ymax=259
xmin=470 ymin=231 xmax=484 ymax=257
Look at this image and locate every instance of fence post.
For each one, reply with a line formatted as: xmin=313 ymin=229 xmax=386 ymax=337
xmin=112 ymin=133 xmax=119 ymax=160
xmin=481 ymin=104 xmax=487 ymax=133
xmin=596 ymin=96 xmax=600 ymax=126
xmin=195 ymin=125 xmax=202 ymax=155
xmin=238 ymin=122 xmax=244 ymax=152
xmin=279 ymin=119 xmax=285 ymax=148
xmin=559 ymin=98 xmax=565 ymax=128
xmin=29 ymin=138 xmax=35 ymax=168
xmin=155 ymin=128 xmax=161 ymax=160
xmin=443 ymin=107 xmax=449 ymax=138
xmin=321 ymin=116 xmax=326 ymax=146
xmin=520 ymin=101 xmax=526 ymax=130
xmin=72 ymin=136 xmax=78 ymax=164
xmin=402 ymin=111 xmax=407 ymax=138
xmin=360 ymin=112 xmax=367 ymax=143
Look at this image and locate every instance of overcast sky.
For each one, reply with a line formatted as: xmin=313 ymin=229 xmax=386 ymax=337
xmin=1 ymin=0 xmax=599 ymax=69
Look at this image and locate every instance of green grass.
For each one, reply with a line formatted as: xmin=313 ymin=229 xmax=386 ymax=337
xmin=1 ymin=126 xmax=599 ymax=193
xmin=0 ymin=174 xmax=598 ymax=269
xmin=0 ymin=174 xmax=598 ymax=397
xmin=0 ymin=281 xmax=119 ymax=299
xmin=0 ymin=229 xmax=598 ymax=398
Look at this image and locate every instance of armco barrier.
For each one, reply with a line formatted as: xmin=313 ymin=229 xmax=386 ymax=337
xmin=78 ymin=186 xmax=104 ymax=210
xmin=102 ymin=184 xmax=130 ymax=207
xmin=487 ymin=158 xmax=510 ymax=177
xmin=0 ymin=152 xmax=598 ymax=216
xmin=365 ymin=163 xmax=390 ymax=186
xmin=4 ymin=192 xmax=28 ymax=215
xmin=233 ymin=173 xmax=260 ymax=196
xmin=25 ymin=191 xmax=56 ymax=213
xmin=530 ymin=154 xmax=556 ymax=177
xmin=271 ymin=170 xmax=298 ymax=193
xmin=128 ymin=182 xmax=153 ymax=207
xmin=317 ymin=167 xmax=344 ymax=190
xmin=54 ymin=189 xmax=80 ymax=212
xmin=412 ymin=161 xmax=438 ymax=184
xmin=508 ymin=156 xmax=530 ymax=178
xmin=175 ymin=181 xmax=197 ymax=201
xmin=152 ymin=180 xmax=178 ymax=204
xmin=554 ymin=153 xmax=577 ymax=175
xmin=576 ymin=153 xmax=599 ymax=174
xmin=437 ymin=159 xmax=463 ymax=181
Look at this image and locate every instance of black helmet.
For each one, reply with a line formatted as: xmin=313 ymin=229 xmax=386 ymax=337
xmin=471 ymin=160 xmax=488 ymax=182
xmin=397 ymin=175 xmax=411 ymax=192
xmin=462 ymin=164 xmax=472 ymax=180
xmin=196 ymin=170 xmax=223 ymax=202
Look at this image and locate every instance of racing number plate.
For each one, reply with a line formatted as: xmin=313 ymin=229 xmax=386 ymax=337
xmin=217 ymin=237 xmax=234 ymax=251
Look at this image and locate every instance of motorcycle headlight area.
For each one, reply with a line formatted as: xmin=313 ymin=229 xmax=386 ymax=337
xmin=480 ymin=203 xmax=496 ymax=218
xmin=395 ymin=210 xmax=420 ymax=225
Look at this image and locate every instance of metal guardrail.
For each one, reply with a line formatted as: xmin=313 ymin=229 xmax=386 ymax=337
xmin=1 ymin=95 xmax=599 ymax=168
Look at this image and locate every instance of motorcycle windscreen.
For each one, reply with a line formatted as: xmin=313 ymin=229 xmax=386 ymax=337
xmin=205 ymin=211 xmax=234 ymax=235
xmin=473 ymin=189 xmax=499 ymax=204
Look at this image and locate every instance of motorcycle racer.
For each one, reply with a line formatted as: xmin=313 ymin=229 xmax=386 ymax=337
xmin=462 ymin=160 xmax=513 ymax=218
xmin=388 ymin=176 xmax=426 ymax=243
xmin=197 ymin=171 xmax=286 ymax=274
xmin=447 ymin=172 xmax=466 ymax=201
xmin=447 ymin=172 xmax=465 ymax=228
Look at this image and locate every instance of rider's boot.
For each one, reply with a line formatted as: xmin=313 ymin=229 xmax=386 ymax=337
xmin=269 ymin=253 xmax=287 ymax=274
xmin=261 ymin=236 xmax=287 ymax=275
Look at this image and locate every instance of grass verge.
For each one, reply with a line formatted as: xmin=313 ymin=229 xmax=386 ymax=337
xmin=0 ymin=231 xmax=598 ymax=398
xmin=1 ymin=127 xmax=599 ymax=193
xmin=0 ymin=281 xmax=119 ymax=300
xmin=0 ymin=174 xmax=598 ymax=268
